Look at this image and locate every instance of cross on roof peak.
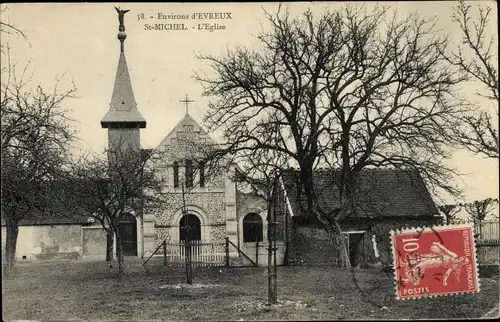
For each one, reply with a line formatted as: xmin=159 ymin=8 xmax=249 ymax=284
xmin=179 ymin=94 xmax=195 ymax=115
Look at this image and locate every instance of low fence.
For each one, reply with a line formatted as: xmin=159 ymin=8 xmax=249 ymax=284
xmin=143 ymin=238 xmax=261 ymax=268
xmin=474 ymin=221 xmax=500 ymax=245
xmin=165 ymin=240 xmax=226 ymax=267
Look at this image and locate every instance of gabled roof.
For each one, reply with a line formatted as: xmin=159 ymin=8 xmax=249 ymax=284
xmin=155 ymin=113 xmax=216 ymax=150
xmin=101 ymin=52 xmax=146 ymax=128
xmin=281 ymin=168 xmax=440 ymax=219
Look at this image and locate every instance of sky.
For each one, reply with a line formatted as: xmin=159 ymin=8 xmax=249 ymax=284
xmin=1 ymin=2 xmax=498 ymax=206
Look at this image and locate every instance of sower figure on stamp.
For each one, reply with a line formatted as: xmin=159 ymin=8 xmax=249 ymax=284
xmin=400 ymin=242 xmax=469 ymax=287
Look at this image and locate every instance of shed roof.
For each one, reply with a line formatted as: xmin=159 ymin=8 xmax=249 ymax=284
xmin=281 ymin=168 xmax=440 ymax=219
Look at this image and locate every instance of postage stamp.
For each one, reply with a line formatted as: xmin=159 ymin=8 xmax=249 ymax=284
xmin=391 ymin=224 xmax=480 ymax=300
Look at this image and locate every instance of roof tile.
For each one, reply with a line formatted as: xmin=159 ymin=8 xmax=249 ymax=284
xmin=281 ymin=168 xmax=440 ymax=219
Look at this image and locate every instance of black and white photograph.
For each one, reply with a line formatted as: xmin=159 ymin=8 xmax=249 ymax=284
xmin=1 ymin=2 xmax=498 ymax=320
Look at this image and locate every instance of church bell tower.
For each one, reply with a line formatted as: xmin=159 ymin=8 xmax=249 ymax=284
xmin=101 ymin=7 xmax=146 ymax=154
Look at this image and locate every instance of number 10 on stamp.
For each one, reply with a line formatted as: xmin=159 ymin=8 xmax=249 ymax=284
xmin=391 ymin=225 xmax=480 ymax=300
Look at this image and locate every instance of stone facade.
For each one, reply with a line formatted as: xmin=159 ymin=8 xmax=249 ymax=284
xmin=148 ymin=114 xmax=232 ymax=249
xmin=154 ymin=192 xmax=226 ymax=227
xmin=141 ymin=113 xmax=272 ymax=264
xmin=102 ymin=113 xmax=288 ymax=266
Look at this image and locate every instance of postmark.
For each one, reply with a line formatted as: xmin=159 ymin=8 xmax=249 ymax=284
xmin=391 ymin=224 xmax=480 ymax=300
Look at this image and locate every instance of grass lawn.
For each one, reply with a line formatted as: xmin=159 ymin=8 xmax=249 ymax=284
xmin=2 ymin=258 xmax=499 ymax=320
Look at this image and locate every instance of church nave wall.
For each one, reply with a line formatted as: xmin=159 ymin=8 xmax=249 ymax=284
xmin=154 ymin=192 xmax=226 ymax=227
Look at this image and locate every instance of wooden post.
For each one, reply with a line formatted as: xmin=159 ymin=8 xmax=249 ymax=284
xmin=225 ymin=237 xmax=230 ymax=267
xmin=267 ymin=204 xmax=273 ymax=305
xmin=163 ymin=240 xmax=167 ymax=266
xmin=272 ymin=196 xmax=278 ymax=303
xmin=256 ymin=240 xmax=259 ymax=266
xmin=186 ymin=237 xmax=192 ymax=284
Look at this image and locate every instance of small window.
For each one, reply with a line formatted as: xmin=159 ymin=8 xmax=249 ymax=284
xmin=243 ymin=213 xmax=263 ymax=243
xmin=173 ymin=161 xmax=179 ymax=188
xmin=199 ymin=162 xmax=205 ymax=188
xmin=185 ymin=159 xmax=193 ymax=188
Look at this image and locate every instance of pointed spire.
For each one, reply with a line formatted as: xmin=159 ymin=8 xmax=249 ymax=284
xmin=101 ymin=7 xmax=146 ymax=129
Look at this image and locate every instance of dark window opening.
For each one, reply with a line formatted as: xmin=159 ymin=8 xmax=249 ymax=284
xmin=185 ymin=159 xmax=193 ymax=188
xmin=243 ymin=213 xmax=263 ymax=243
xmin=179 ymin=214 xmax=201 ymax=241
xmin=199 ymin=162 xmax=205 ymax=187
xmin=173 ymin=161 xmax=179 ymax=188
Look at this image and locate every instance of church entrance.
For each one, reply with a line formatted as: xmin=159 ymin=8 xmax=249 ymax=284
xmin=163 ymin=211 xmax=226 ymax=267
xmin=179 ymin=214 xmax=201 ymax=242
xmin=117 ymin=213 xmax=137 ymax=256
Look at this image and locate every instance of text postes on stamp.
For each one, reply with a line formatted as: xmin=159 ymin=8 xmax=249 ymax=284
xmin=391 ymin=225 xmax=479 ymax=300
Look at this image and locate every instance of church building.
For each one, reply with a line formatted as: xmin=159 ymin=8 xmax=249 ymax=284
xmin=100 ymin=9 xmax=283 ymax=266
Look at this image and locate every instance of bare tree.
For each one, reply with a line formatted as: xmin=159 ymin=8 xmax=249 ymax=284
xmin=63 ymin=142 xmax=165 ymax=277
xmin=445 ymin=0 xmax=498 ymax=158
xmin=176 ymin=171 xmax=211 ymax=285
xmin=1 ymin=52 xmax=76 ymax=275
xmin=174 ymin=169 xmax=208 ymax=285
xmin=437 ymin=204 xmax=462 ymax=225
xmin=229 ymin=146 xmax=288 ymax=304
xmin=0 ymin=6 xmax=30 ymax=57
xmin=196 ymin=4 xmax=466 ymax=268
xmin=464 ymin=198 xmax=497 ymax=224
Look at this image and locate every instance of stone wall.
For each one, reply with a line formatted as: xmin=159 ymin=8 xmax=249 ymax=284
xmin=155 ymin=192 xmax=226 ymax=227
xmin=287 ymin=224 xmax=337 ymax=266
xmin=154 ymin=191 xmax=226 ymax=244
xmin=286 ymin=216 xmax=439 ymax=267
xmin=210 ymin=225 xmax=227 ymax=243
xmin=1 ymin=224 xmax=83 ymax=260
xmin=155 ymin=115 xmax=227 ymax=190
xmin=236 ymin=190 xmax=267 ymax=222
xmin=82 ymin=227 xmax=107 ymax=259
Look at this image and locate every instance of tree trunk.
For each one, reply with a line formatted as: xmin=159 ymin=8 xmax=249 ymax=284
xmin=185 ymin=237 xmax=193 ymax=284
xmin=5 ymin=219 xmax=20 ymax=276
xmin=115 ymin=231 xmax=124 ymax=277
xmin=267 ymin=222 xmax=275 ymax=304
xmin=324 ymin=220 xmax=351 ymax=269
xmin=106 ymin=230 xmax=114 ymax=262
xmin=272 ymin=206 xmax=278 ymax=304
xmin=267 ymin=196 xmax=277 ymax=305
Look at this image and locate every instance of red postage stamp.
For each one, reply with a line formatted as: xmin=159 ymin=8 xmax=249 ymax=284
xmin=391 ymin=224 xmax=480 ymax=300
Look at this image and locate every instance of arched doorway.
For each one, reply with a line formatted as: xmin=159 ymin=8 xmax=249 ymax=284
xmin=243 ymin=213 xmax=263 ymax=243
xmin=117 ymin=213 xmax=137 ymax=256
xmin=179 ymin=214 xmax=201 ymax=242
